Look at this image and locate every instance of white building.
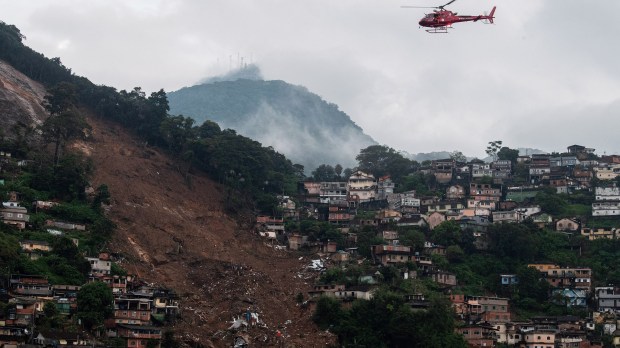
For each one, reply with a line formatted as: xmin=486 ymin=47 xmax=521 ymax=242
xmin=595 ymin=186 xmax=620 ymax=201
xmin=87 ymin=255 xmax=112 ymax=276
xmin=347 ymin=171 xmax=376 ymax=202
xmin=592 ymin=202 xmax=620 ymax=216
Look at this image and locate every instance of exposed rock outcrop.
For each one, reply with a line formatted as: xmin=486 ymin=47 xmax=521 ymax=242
xmin=0 ymin=60 xmax=48 ymax=138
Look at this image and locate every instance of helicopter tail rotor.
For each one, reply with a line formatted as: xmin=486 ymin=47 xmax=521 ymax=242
xmin=488 ymin=6 xmax=496 ymax=24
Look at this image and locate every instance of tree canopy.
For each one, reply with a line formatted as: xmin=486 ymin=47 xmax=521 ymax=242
xmin=77 ymin=281 xmax=114 ymax=329
xmin=356 ymin=145 xmax=416 ymax=183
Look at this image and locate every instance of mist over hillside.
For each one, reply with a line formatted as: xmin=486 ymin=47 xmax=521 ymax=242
xmin=167 ymin=66 xmax=377 ymax=172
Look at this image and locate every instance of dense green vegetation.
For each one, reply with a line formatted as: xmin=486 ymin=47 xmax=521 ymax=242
xmin=0 ymin=152 xmax=115 ymax=286
xmin=313 ymin=289 xmax=468 ymax=348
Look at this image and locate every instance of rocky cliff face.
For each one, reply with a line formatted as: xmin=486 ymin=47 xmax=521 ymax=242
xmin=0 ymin=60 xmax=48 ymax=138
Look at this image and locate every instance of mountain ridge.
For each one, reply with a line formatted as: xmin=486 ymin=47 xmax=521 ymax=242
xmin=167 ymin=74 xmax=377 ymax=172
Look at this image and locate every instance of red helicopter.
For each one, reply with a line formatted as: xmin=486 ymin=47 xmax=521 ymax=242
xmin=402 ymin=0 xmax=496 ymax=33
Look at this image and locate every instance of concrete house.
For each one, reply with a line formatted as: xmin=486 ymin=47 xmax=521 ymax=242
xmin=456 ymin=323 xmax=498 ymax=348
xmin=371 ymin=245 xmax=412 ymax=265
xmin=541 ymin=266 xmax=592 ymax=292
xmin=113 ymin=295 xmax=152 ymax=326
xmin=432 ymin=159 xmax=455 ymax=184
xmin=595 ymin=186 xmax=620 ymax=201
xmin=501 ymin=274 xmax=519 ymax=285
xmin=9 ymin=274 xmax=52 ymax=297
xmin=470 ymin=183 xmax=502 ymax=202
xmin=430 ymin=270 xmax=457 ymax=287
xmin=552 ymin=288 xmax=587 ymax=307
xmin=347 ymin=171 xmax=376 ymax=203
xmin=308 ymin=284 xmax=346 ymax=299
xmin=472 ymin=163 xmax=493 ymax=179
xmin=427 ymin=201 xmax=464 ymax=214
xmin=592 ymin=202 xmax=620 ymax=216
xmin=492 ymin=210 xmax=525 ymax=224
xmin=376 ymin=176 xmax=395 ymax=200
xmin=581 ymin=227 xmax=618 ymax=240
xmin=596 ymin=287 xmax=620 ymax=313
xmin=555 ymin=218 xmax=580 ymax=232
xmin=87 ymin=253 xmax=112 ymax=277
xmin=115 ymin=324 xmax=162 ymax=348
xmin=334 ymin=285 xmax=377 ymax=301
xmin=1 ymin=202 xmax=29 ymax=230
xmin=594 ymin=164 xmax=620 ymax=180
xmin=446 ymin=184 xmax=465 ymax=200
xmin=424 ymin=211 xmax=446 ymax=230
xmin=550 ymin=156 xmax=579 ymax=167
xmin=19 ymin=240 xmax=51 ymax=260
xmin=319 ymin=181 xmax=348 ymax=202
xmin=519 ymin=329 xmax=555 ymax=348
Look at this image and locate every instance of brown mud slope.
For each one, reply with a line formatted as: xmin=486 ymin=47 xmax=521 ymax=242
xmin=84 ymin=115 xmax=335 ymax=348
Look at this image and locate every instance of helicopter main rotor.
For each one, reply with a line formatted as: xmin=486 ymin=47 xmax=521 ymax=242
xmin=401 ymin=0 xmax=457 ymax=10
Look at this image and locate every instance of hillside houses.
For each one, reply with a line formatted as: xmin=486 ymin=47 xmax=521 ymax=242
xmin=278 ymin=145 xmax=618 ymax=346
xmin=264 ymin=144 xmax=620 ymax=257
xmin=1 ymin=269 xmax=171 ymax=348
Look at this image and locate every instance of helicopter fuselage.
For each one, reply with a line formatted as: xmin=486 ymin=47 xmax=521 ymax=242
xmin=418 ymin=7 xmax=495 ymax=28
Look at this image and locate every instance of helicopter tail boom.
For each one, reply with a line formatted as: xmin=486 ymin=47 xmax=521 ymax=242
xmin=488 ymin=6 xmax=496 ymax=24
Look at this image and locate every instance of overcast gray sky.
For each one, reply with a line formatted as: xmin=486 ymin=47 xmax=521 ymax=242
xmin=2 ymin=0 xmax=618 ymax=158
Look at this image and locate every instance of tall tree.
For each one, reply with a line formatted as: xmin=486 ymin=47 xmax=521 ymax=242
xmin=485 ymin=140 xmax=503 ymax=161
xmin=41 ymin=82 xmax=91 ymax=165
xmin=159 ymin=115 xmax=195 ymax=154
xmin=312 ymin=164 xmax=336 ymax=181
xmin=497 ymin=146 xmax=520 ymax=164
xmin=449 ymin=150 xmax=467 ymax=163
xmin=334 ymin=164 xmax=343 ymax=178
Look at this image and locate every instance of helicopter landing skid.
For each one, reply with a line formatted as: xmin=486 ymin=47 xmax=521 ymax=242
xmin=425 ymin=26 xmax=451 ymax=33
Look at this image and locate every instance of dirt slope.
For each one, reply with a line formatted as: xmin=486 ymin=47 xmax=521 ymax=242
xmin=84 ymin=115 xmax=336 ymax=348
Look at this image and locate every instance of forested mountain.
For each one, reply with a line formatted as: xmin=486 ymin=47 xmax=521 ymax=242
xmin=167 ymin=69 xmax=377 ymax=171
